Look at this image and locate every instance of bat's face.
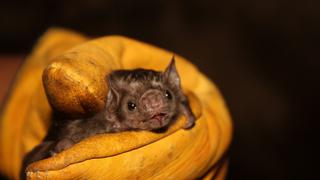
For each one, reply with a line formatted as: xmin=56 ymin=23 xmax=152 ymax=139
xmin=106 ymin=59 xmax=183 ymax=130
xmin=118 ymin=80 xmax=178 ymax=130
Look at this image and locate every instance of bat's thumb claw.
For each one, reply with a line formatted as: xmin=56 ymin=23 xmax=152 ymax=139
xmin=183 ymin=116 xmax=195 ymax=129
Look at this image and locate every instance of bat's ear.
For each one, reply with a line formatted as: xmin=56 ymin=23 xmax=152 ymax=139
xmin=105 ymin=75 xmax=120 ymax=110
xmin=163 ymin=55 xmax=181 ymax=88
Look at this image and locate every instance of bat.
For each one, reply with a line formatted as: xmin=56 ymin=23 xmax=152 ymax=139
xmin=21 ymin=57 xmax=195 ymax=178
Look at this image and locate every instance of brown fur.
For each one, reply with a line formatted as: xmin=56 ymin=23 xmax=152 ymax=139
xmin=21 ymin=57 xmax=195 ymax=179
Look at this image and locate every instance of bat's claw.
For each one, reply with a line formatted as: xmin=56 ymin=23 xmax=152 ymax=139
xmin=49 ymin=150 xmax=57 ymax=157
xmin=183 ymin=115 xmax=195 ymax=129
xmin=53 ymin=138 xmax=75 ymax=154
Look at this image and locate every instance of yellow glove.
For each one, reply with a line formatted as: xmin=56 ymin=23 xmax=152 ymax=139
xmin=0 ymin=28 xmax=232 ymax=179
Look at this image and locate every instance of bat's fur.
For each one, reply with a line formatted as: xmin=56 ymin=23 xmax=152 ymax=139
xmin=21 ymin=57 xmax=195 ymax=178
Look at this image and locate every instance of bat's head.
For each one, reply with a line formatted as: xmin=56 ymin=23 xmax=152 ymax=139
xmin=105 ymin=57 xmax=183 ymax=130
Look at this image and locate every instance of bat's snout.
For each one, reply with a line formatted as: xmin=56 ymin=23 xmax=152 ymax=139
xmin=140 ymin=89 xmax=165 ymax=113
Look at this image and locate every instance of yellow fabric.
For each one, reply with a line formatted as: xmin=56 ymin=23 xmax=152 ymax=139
xmin=0 ymin=28 xmax=232 ymax=179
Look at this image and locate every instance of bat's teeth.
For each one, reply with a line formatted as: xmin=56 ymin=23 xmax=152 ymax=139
xmin=150 ymin=113 xmax=168 ymax=127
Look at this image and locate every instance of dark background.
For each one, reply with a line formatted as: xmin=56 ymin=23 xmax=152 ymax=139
xmin=0 ymin=1 xmax=319 ymax=179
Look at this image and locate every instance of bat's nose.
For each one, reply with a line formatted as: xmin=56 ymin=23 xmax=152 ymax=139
xmin=140 ymin=89 xmax=164 ymax=112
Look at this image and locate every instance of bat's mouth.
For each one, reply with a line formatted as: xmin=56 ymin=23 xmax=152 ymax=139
xmin=150 ymin=113 xmax=167 ymax=126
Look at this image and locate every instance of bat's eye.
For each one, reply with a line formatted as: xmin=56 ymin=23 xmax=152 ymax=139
xmin=127 ymin=101 xmax=137 ymax=111
xmin=165 ymin=90 xmax=172 ymax=100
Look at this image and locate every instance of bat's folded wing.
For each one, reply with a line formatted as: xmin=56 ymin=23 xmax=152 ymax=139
xmin=0 ymin=28 xmax=232 ymax=179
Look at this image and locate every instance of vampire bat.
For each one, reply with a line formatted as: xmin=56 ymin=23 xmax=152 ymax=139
xmin=21 ymin=57 xmax=195 ymax=178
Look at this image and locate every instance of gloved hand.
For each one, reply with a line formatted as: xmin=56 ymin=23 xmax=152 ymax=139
xmin=0 ymin=28 xmax=232 ymax=179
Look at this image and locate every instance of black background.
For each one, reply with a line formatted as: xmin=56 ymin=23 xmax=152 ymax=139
xmin=0 ymin=1 xmax=319 ymax=179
